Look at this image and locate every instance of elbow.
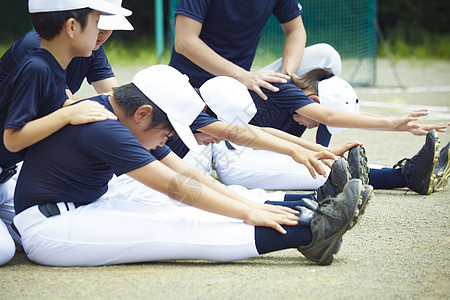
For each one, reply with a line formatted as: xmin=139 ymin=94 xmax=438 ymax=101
xmin=4 ymin=132 xmax=23 ymax=153
xmin=4 ymin=141 xmax=22 ymax=153
xmin=174 ymin=37 xmax=191 ymax=56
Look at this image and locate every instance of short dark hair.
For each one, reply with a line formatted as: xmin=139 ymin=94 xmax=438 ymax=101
xmin=30 ymin=8 xmax=92 ymax=40
xmin=291 ymin=68 xmax=335 ymax=94
xmin=113 ymin=83 xmax=174 ymax=132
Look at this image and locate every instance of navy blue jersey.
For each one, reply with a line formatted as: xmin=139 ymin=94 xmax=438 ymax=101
xmin=0 ymin=48 xmax=66 ymax=168
xmin=0 ymin=30 xmax=114 ymax=93
xmin=249 ymin=80 xmax=315 ymax=131
xmin=14 ymin=95 xmax=171 ymax=214
xmin=169 ymin=0 xmax=302 ymax=88
xmin=166 ymin=111 xmax=218 ymax=158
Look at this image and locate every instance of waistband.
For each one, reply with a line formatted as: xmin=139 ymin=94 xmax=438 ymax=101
xmin=13 ymin=202 xmax=79 ymax=238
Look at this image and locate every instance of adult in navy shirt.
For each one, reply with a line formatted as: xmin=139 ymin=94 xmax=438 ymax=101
xmin=170 ymin=0 xmax=342 ymax=101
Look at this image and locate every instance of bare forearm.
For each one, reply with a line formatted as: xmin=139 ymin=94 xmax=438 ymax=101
xmin=128 ymin=163 xmax=251 ymax=220
xmin=280 ymin=17 xmax=307 ymax=75
xmin=257 ymin=126 xmax=326 ymax=152
xmin=4 ymin=109 xmax=69 ymax=152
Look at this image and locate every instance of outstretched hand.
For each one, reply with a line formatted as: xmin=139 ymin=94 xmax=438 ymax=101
xmin=408 ymin=122 xmax=450 ymax=136
xmin=328 ymin=141 xmax=363 ymax=157
xmin=239 ymin=70 xmax=290 ymax=100
xmin=291 ymin=150 xmax=338 ymax=179
xmin=244 ymin=207 xmax=299 ymax=234
xmin=65 ymin=100 xmax=117 ymax=125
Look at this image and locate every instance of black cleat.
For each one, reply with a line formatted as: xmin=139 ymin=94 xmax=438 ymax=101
xmin=299 ymin=179 xmax=368 ymax=265
xmin=316 ymin=158 xmax=351 ymax=203
xmin=432 ymin=142 xmax=450 ymax=192
xmin=393 ymin=130 xmax=440 ymax=195
xmin=348 ymin=145 xmax=369 ymax=184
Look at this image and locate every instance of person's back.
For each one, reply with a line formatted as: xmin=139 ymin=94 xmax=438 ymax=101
xmin=14 ymin=94 xmax=168 ymax=214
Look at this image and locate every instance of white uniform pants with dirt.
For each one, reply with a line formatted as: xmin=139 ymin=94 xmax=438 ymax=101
xmin=212 ymin=141 xmax=328 ymax=190
xmin=262 ymin=43 xmax=342 ymax=76
xmin=0 ymin=181 xmax=16 ymax=265
xmin=13 ymin=197 xmax=259 ymax=267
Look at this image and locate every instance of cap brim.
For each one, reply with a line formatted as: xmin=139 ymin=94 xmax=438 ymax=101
xmin=98 ymin=14 xmax=134 ymax=30
xmin=169 ymin=117 xmax=201 ymax=154
xmin=91 ymin=0 xmax=132 ymax=16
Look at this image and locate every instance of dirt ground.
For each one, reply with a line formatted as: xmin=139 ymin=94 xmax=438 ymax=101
xmin=1 ymin=59 xmax=449 ymax=299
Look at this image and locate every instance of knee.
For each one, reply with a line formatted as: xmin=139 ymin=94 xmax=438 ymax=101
xmin=0 ymin=235 xmax=15 ymax=266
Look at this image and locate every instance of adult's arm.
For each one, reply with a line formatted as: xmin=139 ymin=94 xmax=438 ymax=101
xmin=173 ymin=15 xmax=289 ymax=100
xmin=279 ymin=15 xmax=307 ymax=75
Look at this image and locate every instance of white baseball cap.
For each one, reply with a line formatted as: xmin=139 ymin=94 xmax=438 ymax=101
xmin=98 ymin=0 xmax=133 ymax=30
xmin=132 ymin=65 xmax=205 ymax=153
xmin=318 ymin=76 xmax=360 ymax=134
xmin=199 ymin=76 xmax=257 ymax=125
xmin=28 ymin=0 xmax=132 ymax=16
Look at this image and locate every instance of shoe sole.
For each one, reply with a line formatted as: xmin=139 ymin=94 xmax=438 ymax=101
xmin=348 ymin=184 xmax=373 ymax=230
xmin=316 ymin=180 xmax=362 ymax=265
xmin=348 ymin=146 xmax=369 ymax=185
xmin=425 ymin=138 xmax=441 ymax=195
xmin=431 ymin=150 xmax=450 ymax=192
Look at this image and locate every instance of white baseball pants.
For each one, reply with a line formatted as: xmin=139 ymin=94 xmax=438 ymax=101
xmin=13 ymin=194 xmax=259 ymax=267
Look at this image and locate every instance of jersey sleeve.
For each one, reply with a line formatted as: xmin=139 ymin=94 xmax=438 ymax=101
xmin=85 ymin=46 xmax=115 ymax=85
xmin=150 ymin=145 xmax=172 ymax=160
xmin=190 ymin=111 xmax=219 ymax=131
xmin=79 ymin=120 xmax=156 ymax=176
xmin=175 ymin=0 xmax=212 ymax=23
xmin=273 ymin=0 xmax=303 ymax=24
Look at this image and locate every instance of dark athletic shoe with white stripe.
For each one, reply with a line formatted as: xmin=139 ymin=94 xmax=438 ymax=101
xmin=348 ymin=145 xmax=369 ymax=184
xmin=299 ymin=179 xmax=367 ymax=265
xmin=393 ymin=130 xmax=440 ymax=195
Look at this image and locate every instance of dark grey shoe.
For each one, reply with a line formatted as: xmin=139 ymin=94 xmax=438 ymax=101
xmin=393 ymin=130 xmax=440 ymax=195
xmin=298 ymin=179 xmax=365 ymax=265
xmin=348 ymin=145 xmax=369 ymax=184
xmin=432 ymin=141 xmax=450 ymax=192
xmin=316 ymin=158 xmax=351 ymax=203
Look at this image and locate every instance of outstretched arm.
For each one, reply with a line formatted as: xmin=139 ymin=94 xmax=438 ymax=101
xmin=297 ymin=104 xmax=449 ymax=135
xmin=4 ymin=100 xmax=117 ymax=152
xmin=127 ymin=160 xmax=299 ymax=234
xmin=198 ymin=121 xmax=338 ymax=178
xmin=159 ymin=152 xmax=299 ymax=215
xmin=173 ymin=15 xmax=289 ymax=100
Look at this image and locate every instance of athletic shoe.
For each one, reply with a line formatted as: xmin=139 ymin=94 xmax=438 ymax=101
xmin=315 ymin=158 xmax=351 ymax=203
xmin=348 ymin=145 xmax=369 ymax=184
xmin=432 ymin=141 xmax=450 ymax=192
xmin=393 ymin=130 xmax=440 ymax=195
xmin=298 ymin=179 xmax=364 ymax=265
